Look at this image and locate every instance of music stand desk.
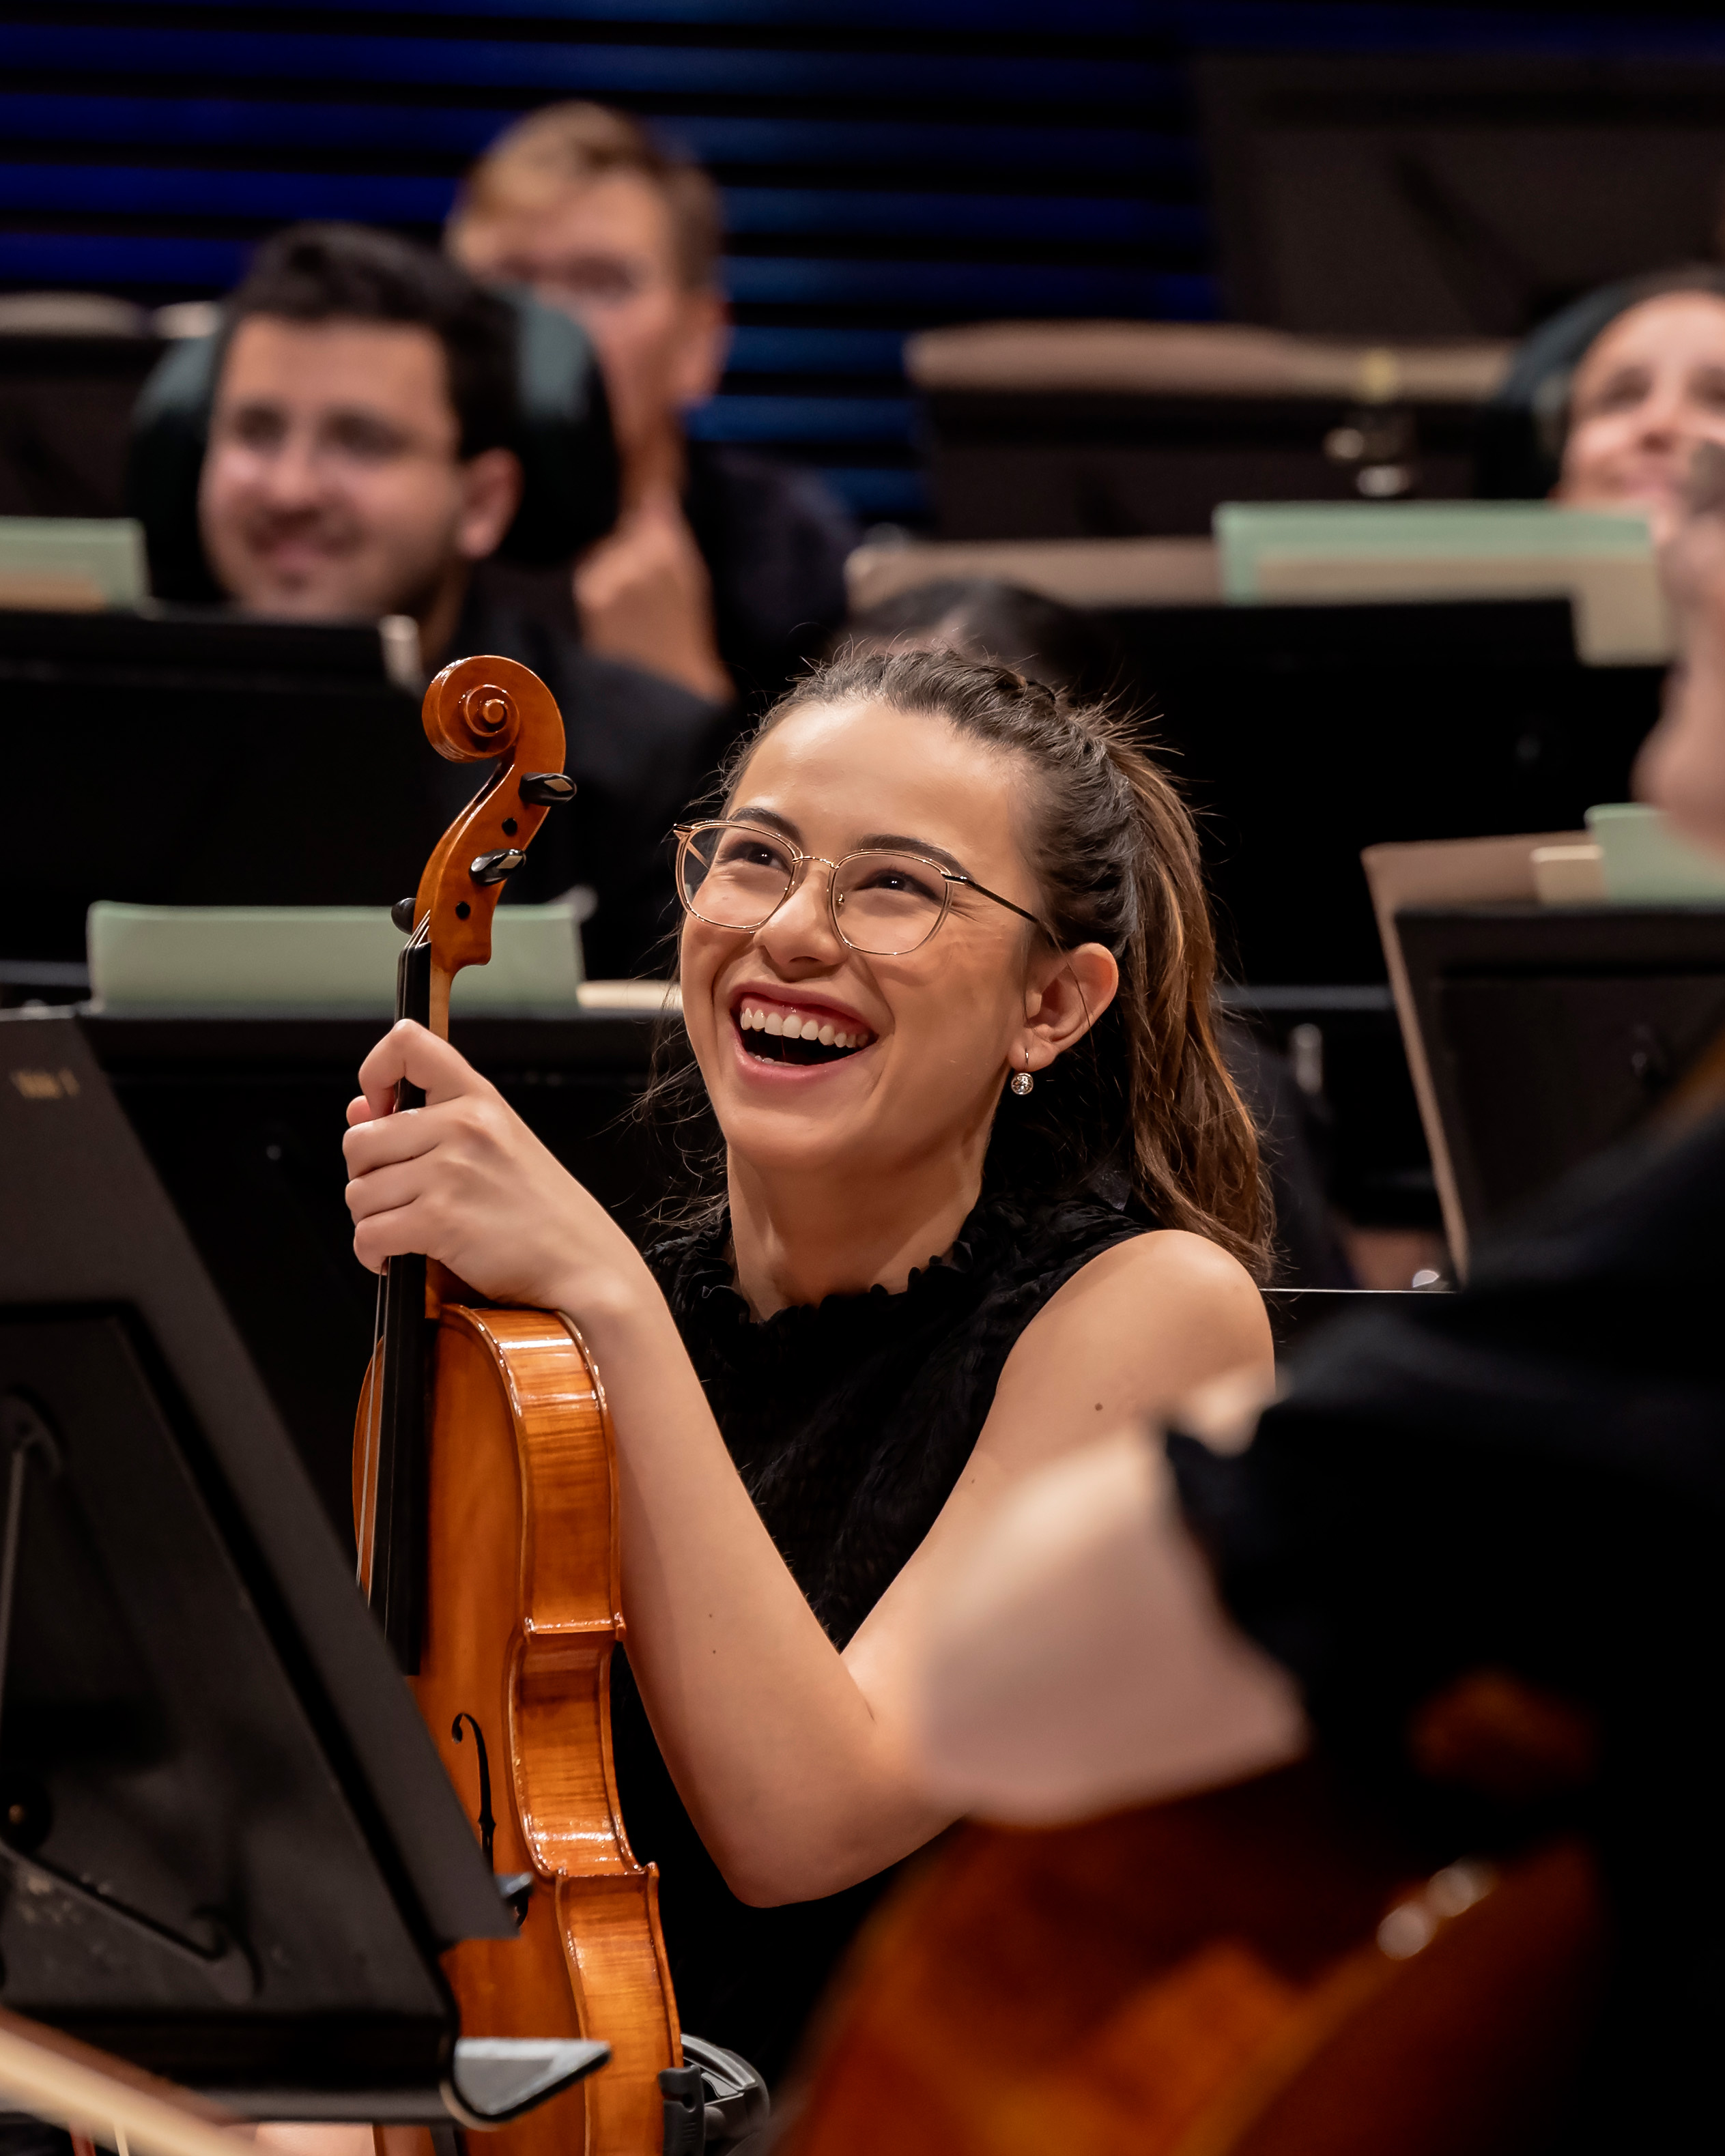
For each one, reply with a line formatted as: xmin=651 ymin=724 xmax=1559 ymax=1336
xmin=0 ymin=1007 xmax=605 ymax=2123
xmin=1395 ymin=902 xmax=1725 ymax=1255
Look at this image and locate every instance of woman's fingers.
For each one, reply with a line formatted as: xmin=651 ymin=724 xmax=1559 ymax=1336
xmin=351 ymin=1193 xmax=433 ymax=1274
xmin=342 ymin=1100 xmax=442 ymax=1177
xmin=342 ymin=1019 xmax=634 ymax=1312
xmin=355 ymin=1019 xmax=491 ymax=1119
xmin=345 ymin=1153 xmax=436 ymax=1227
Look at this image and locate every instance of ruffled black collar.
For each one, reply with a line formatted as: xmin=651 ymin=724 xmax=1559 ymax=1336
xmin=649 ymin=1183 xmax=1136 ymax=1375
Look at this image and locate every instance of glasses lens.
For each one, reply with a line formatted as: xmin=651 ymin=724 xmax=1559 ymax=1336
xmin=681 ymin=822 xmax=795 ymax=928
xmin=831 ymin=852 xmax=947 ymax=954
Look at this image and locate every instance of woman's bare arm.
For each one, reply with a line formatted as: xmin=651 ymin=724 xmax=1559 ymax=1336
xmin=343 ymin=1024 xmax=1274 ymax=1902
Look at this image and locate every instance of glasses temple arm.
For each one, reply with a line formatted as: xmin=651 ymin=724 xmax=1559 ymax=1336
xmin=954 ymin=872 xmax=1043 ymax=928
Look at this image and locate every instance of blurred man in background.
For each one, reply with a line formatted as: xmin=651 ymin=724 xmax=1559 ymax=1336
xmin=200 ymin=223 xmax=724 ymax=977
xmin=448 ymin=103 xmax=855 ymax=713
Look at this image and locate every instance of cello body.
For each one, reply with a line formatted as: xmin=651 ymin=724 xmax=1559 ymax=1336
xmin=353 ymin=655 xmax=679 ymax=2155
xmin=359 ymin=1308 xmax=679 ymax=2156
xmin=782 ymin=1767 xmax=1605 ymax=2156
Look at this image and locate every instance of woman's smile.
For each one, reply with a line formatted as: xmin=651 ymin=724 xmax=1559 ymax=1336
xmin=732 ymin=983 xmax=879 ymax=1066
xmin=726 ymin=982 xmax=882 ymax=1082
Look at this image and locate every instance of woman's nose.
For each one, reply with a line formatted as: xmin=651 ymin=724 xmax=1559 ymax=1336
xmin=756 ymin=861 xmax=844 ymax=965
xmin=1636 ymin=378 xmax=1688 ymax=444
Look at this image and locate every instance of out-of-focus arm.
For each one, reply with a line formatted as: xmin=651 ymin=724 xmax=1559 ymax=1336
xmin=908 ymin=1420 xmax=1307 ymax=1825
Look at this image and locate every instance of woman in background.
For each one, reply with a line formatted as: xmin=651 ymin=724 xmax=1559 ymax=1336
xmin=1481 ymin=263 xmax=1725 ymax=538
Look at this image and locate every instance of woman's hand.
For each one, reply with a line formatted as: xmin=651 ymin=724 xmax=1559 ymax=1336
xmin=342 ymin=1020 xmax=645 ymax=1317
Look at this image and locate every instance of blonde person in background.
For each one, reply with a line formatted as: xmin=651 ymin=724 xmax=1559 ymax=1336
xmin=449 ymin=104 xmax=855 ymax=715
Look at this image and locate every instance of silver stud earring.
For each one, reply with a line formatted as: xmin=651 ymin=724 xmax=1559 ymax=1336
xmin=1010 ymin=1050 xmax=1035 ymax=1097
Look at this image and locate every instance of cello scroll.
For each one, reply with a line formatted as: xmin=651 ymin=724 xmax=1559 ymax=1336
xmin=407 ymin=655 xmax=575 ymax=1032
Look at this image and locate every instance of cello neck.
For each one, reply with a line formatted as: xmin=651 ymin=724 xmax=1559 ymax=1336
xmin=361 ymin=921 xmax=433 ymax=1672
xmin=354 ymin=655 xmax=570 ymax=1674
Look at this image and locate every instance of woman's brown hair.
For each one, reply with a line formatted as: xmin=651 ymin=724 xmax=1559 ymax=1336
xmin=648 ymin=648 xmax=1270 ymax=1281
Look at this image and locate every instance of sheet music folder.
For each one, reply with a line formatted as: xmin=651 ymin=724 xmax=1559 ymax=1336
xmin=0 ymin=607 xmax=444 ymax=968
xmin=0 ymin=1009 xmax=605 ymax=2123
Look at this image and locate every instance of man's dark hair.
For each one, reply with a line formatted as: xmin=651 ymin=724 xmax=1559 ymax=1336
xmin=223 ymin=222 xmax=518 ymax=458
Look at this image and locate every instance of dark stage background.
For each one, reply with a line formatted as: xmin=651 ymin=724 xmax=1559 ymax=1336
xmin=5 ymin=0 xmax=1725 ymax=526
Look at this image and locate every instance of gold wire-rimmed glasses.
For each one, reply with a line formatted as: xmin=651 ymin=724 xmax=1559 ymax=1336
xmin=673 ymin=819 xmax=1041 ymax=958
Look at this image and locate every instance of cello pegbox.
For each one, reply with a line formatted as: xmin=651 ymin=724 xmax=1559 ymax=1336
xmin=470 ymin=848 xmax=528 ymax=887
xmin=519 ymin=771 xmax=576 ymax=807
xmin=410 ymin=654 xmax=569 ymax=1030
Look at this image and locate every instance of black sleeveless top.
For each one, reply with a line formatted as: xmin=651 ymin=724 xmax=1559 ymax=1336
xmin=608 ymin=1185 xmax=1147 ymax=2084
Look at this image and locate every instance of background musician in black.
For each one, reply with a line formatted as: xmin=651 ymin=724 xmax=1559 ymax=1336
xmin=909 ymin=448 xmax=1725 ymax=2146
xmin=448 ymin=103 xmax=856 ymax=719
xmin=197 ymin=223 xmax=726 ymax=977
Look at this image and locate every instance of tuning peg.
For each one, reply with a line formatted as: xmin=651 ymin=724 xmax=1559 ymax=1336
xmin=391 ymin=896 xmax=418 ymax=932
xmin=519 ymin=771 xmax=575 ymax=806
xmin=470 ymin=848 xmax=527 ymax=886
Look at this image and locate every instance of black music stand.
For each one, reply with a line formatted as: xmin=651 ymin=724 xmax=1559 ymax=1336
xmin=1395 ymin=902 xmax=1725 ymax=1246
xmin=0 ymin=607 xmax=444 ymax=969
xmin=0 ymin=1011 xmax=605 ymax=2123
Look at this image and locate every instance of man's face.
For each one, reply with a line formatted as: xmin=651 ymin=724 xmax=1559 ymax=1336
xmin=199 ymin=315 xmax=519 ymax=622
xmin=451 ymin=171 xmax=726 ymax=467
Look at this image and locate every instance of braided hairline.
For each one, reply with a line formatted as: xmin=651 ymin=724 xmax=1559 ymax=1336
xmin=754 ymin=652 xmax=1136 ymax=948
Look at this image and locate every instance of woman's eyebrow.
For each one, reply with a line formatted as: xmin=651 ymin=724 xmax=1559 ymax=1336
xmin=729 ymin=804 xmax=803 ymax=842
xmin=1584 ymin=362 xmax=1650 ymax=401
xmin=857 ymin=832 xmax=967 ymax=874
xmin=731 ymin=810 xmax=968 ymax=875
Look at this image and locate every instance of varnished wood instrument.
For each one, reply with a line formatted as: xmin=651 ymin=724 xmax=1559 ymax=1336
xmin=353 ymin=654 xmax=679 ymax=2156
xmin=782 ymin=1764 xmax=1605 ymax=2156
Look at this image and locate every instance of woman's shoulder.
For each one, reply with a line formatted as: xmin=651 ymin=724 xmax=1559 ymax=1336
xmin=1018 ymin=1226 xmax=1271 ymax=1372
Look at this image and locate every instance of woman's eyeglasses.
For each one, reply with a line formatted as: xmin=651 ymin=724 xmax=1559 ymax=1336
xmin=673 ymin=820 xmax=1041 ymax=958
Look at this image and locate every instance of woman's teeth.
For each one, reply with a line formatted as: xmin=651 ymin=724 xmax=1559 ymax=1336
xmin=736 ymin=1004 xmax=872 ymax=1061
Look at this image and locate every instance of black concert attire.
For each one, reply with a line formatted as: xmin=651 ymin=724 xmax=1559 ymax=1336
xmin=683 ymin=443 xmax=856 ymax=717
xmin=442 ymin=568 xmax=730 ymax=980
xmin=610 ymin=1183 xmax=1147 ymax=2084
xmin=1171 ymin=1106 xmax=1725 ymax=2146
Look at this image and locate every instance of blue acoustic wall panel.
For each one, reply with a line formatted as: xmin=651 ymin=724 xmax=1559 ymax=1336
xmin=3 ymin=2 xmax=1724 ymax=521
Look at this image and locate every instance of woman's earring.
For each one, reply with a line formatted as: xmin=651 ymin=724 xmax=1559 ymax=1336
xmin=1010 ymin=1049 xmax=1036 ymax=1097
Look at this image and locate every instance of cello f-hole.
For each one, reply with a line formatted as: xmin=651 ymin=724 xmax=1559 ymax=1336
xmin=451 ymin=1710 xmax=498 ymax=1869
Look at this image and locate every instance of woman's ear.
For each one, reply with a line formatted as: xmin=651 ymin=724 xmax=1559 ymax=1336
xmin=1023 ymin=941 xmax=1119 ymax=1070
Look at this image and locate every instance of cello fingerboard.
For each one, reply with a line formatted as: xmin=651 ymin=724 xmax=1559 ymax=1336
xmin=369 ymin=928 xmax=432 ymax=1673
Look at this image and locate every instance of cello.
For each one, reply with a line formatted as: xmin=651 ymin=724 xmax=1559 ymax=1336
xmin=352 ymin=654 xmax=681 ymax=2156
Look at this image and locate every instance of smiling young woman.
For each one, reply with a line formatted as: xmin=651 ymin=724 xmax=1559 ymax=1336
xmin=341 ymin=649 xmax=1274 ymax=2083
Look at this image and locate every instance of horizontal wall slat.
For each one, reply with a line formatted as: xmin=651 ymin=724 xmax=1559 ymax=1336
xmin=685 ymin=395 xmax=916 ymax=444
xmin=0 ymin=27 xmax=1177 ymax=106
xmin=0 ymin=166 xmax=1206 ymax=254
xmin=81 ymin=0 xmax=1725 ymax=59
